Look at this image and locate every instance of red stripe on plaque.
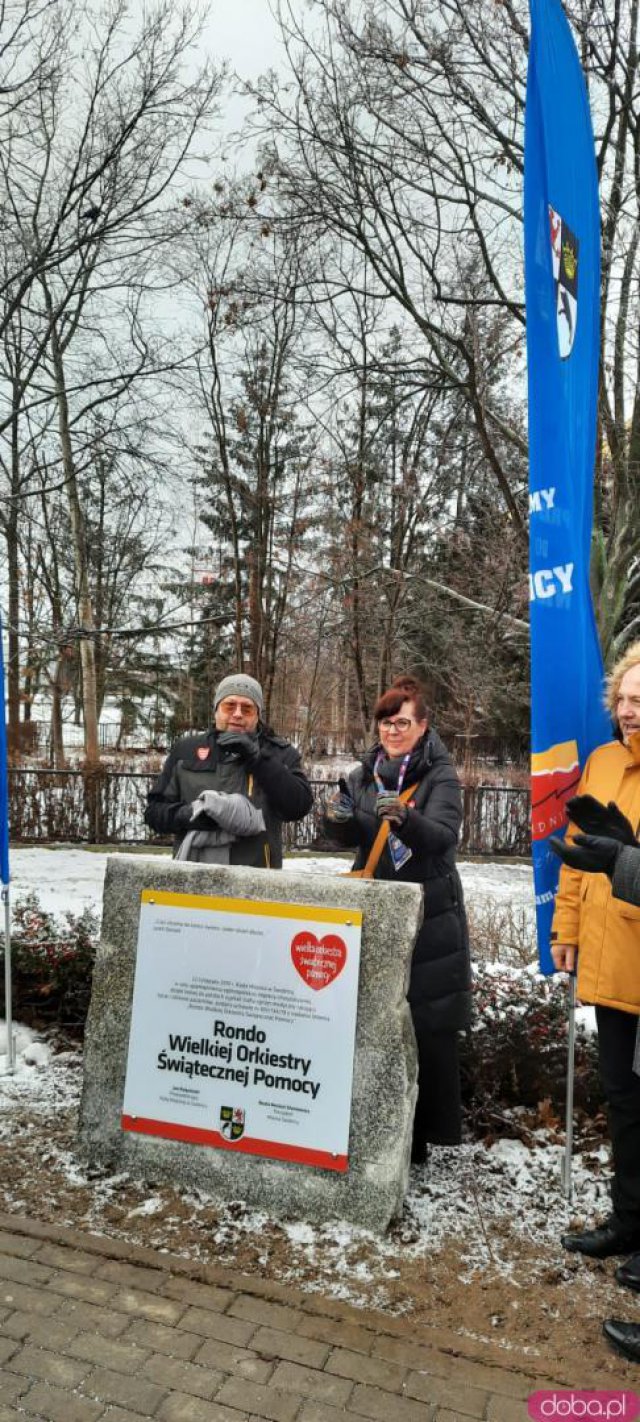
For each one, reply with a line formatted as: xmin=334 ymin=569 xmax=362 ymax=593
xmin=121 ymin=1114 xmax=348 ymax=1173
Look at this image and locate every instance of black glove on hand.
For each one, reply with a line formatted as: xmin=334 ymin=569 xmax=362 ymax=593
xmin=325 ymin=777 xmax=354 ymax=823
xmin=217 ymin=731 xmax=261 ymax=765
xmin=174 ymin=803 xmax=196 ymax=830
xmin=550 ymin=832 xmax=622 ymax=877
xmin=565 ymin=794 xmax=636 ymax=844
xmin=375 ymin=792 xmax=408 ymax=827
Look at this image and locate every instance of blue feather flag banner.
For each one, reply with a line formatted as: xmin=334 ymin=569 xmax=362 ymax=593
xmin=524 ymin=0 xmax=611 ymax=972
xmin=0 ymin=614 xmax=9 ymax=886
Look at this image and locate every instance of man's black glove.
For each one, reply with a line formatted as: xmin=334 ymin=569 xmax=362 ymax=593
xmin=174 ymin=803 xmax=196 ymax=830
xmin=217 ymin=730 xmax=261 ymax=765
xmin=550 ymin=832 xmax=622 ymax=877
xmin=565 ymin=795 xmax=636 ymax=845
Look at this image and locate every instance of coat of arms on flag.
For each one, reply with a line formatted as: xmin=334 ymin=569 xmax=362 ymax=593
xmin=220 ymin=1105 xmax=245 ymax=1141
xmin=549 ymin=205 xmax=579 ymax=359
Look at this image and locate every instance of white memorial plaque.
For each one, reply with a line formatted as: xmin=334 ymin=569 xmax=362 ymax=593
xmin=122 ymin=889 xmax=362 ymax=1171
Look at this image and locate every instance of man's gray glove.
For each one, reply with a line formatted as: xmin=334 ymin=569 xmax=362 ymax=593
xmin=217 ymin=731 xmax=261 ymax=765
xmin=566 ymin=795 xmax=637 ymax=844
xmin=191 ymin=790 xmax=265 ymax=836
xmin=191 ymin=791 xmax=223 ymax=822
xmin=550 ymin=832 xmax=622 ymax=878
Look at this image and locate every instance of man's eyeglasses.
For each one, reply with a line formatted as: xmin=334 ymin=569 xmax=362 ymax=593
xmin=379 ymin=717 xmax=414 ymax=732
xmin=219 ymin=699 xmax=256 ymax=716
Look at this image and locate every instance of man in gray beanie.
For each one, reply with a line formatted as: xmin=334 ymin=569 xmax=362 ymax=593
xmin=214 ymin=673 xmax=264 ymax=716
xmin=145 ymin=673 xmax=312 ymax=868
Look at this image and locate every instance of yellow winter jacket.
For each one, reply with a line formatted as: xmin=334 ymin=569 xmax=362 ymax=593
xmin=551 ymin=731 xmax=640 ymax=1014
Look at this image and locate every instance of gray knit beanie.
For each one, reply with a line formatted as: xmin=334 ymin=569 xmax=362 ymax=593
xmin=214 ymin=673 xmax=264 ymax=714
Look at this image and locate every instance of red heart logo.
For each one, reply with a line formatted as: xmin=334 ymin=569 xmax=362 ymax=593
xmin=290 ymin=932 xmax=347 ymax=991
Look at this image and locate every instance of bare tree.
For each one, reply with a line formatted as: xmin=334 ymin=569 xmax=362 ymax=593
xmin=249 ymin=1 xmax=529 ymax=542
xmin=246 ymin=0 xmax=640 ymax=664
xmin=0 ymin=0 xmax=222 ymax=762
xmin=181 ymin=194 xmax=319 ymax=718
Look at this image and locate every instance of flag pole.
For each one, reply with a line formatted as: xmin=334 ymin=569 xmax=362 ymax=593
xmin=2 ymin=883 xmax=14 ymax=1074
xmin=561 ymin=973 xmax=577 ymax=1201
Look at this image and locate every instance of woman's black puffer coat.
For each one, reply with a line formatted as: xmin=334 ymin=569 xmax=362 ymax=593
xmin=326 ymin=731 xmax=471 ymax=1034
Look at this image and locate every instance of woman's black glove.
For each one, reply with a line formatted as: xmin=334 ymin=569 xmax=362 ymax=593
xmin=217 ymin=731 xmax=261 ymax=765
xmin=550 ymin=832 xmax=622 ymax=877
xmin=565 ymin=795 xmax=636 ymax=844
xmin=375 ymin=792 xmax=408 ymax=827
xmin=325 ymin=777 xmax=355 ymax=823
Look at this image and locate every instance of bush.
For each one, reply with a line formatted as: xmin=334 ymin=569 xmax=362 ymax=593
xmin=0 ymin=893 xmax=98 ymax=1036
xmin=461 ymin=962 xmax=602 ymax=1134
xmin=466 ymin=895 xmax=537 ymax=967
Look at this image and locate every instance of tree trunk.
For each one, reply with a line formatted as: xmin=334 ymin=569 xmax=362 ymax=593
xmin=5 ymin=515 xmax=20 ymax=761
xmin=50 ymin=661 xmax=66 ymax=769
xmin=6 ymin=391 xmax=21 ymax=760
xmin=44 ymin=288 xmax=100 ymax=766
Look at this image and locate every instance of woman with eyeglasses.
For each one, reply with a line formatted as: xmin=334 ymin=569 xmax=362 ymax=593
xmin=324 ymin=673 xmax=471 ymax=1161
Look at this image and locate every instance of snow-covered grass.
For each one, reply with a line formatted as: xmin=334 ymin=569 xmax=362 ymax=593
xmin=3 ymin=844 xmax=535 ymax=926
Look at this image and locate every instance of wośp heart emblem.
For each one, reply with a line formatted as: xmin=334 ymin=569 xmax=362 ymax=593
xmin=290 ymin=932 xmax=347 ymax=991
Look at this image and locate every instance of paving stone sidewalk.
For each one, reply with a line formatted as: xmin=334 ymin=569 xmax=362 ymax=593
xmin=0 ymin=1215 xmax=627 ymax=1422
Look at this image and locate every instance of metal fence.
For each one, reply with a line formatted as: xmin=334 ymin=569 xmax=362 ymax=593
xmin=7 ymin=768 xmax=531 ymax=856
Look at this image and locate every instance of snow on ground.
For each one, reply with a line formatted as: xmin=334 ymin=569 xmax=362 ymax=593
xmin=5 ymin=845 xmax=535 ymax=921
xmin=0 ymin=1020 xmax=51 ymax=1071
xmin=7 ymin=846 xmax=111 ymax=917
xmin=0 ymin=1033 xmax=609 ymax=1285
xmin=458 ymin=858 xmax=534 ymax=916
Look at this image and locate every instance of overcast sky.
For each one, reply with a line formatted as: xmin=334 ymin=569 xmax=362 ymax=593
xmin=204 ymin=1 xmax=286 ymax=81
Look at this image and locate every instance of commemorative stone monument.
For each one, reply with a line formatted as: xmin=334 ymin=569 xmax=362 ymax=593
xmin=78 ymin=854 xmax=422 ymax=1232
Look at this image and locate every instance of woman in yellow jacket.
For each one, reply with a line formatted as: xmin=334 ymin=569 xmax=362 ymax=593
xmin=552 ymin=641 xmax=640 ymax=1262
xmin=552 ymin=807 xmax=640 ymax=1364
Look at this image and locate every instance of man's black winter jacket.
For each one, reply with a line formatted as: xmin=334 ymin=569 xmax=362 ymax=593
xmin=144 ymin=728 xmax=313 ymax=869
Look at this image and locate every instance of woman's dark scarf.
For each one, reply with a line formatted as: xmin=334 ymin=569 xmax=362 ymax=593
xmin=363 ymin=732 xmax=432 ymax=789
